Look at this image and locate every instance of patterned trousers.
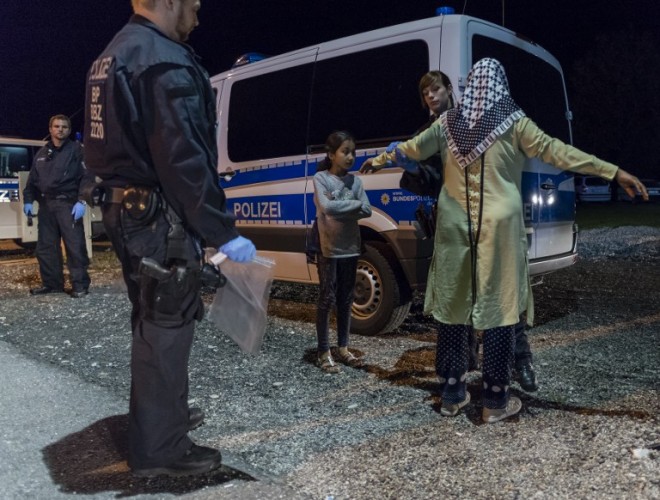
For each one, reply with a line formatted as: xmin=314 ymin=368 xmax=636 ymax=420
xmin=436 ymin=323 xmax=516 ymax=409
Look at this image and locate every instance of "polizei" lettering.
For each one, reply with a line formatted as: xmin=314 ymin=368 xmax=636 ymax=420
xmin=233 ymin=201 xmax=281 ymax=219
xmin=88 ymin=57 xmax=113 ymax=82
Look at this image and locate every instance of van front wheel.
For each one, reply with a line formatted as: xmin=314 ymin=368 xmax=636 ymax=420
xmin=351 ymin=242 xmax=411 ymax=335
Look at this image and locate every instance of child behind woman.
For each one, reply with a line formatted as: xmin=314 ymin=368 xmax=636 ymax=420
xmin=313 ymin=131 xmax=372 ymax=373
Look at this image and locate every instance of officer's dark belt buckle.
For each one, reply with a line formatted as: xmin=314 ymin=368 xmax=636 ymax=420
xmin=122 ymin=186 xmax=160 ymax=223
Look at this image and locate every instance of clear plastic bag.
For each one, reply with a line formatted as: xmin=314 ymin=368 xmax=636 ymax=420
xmin=207 ymin=254 xmax=275 ymax=354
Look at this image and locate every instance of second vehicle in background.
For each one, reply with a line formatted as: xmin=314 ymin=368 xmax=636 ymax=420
xmin=575 ymin=175 xmax=611 ymax=202
xmin=618 ymin=178 xmax=660 ymax=202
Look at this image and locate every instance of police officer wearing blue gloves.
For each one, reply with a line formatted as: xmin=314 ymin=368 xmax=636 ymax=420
xmin=83 ymin=0 xmax=256 ymax=478
xmin=22 ymin=114 xmax=91 ymax=298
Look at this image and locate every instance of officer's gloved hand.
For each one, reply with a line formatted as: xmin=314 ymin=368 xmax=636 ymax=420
xmin=385 ymin=141 xmax=402 ymax=153
xmin=388 ymin=141 xmax=420 ymax=173
xmin=219 ymin=235 xmax=256 ymax=263
xmin=23 ymin=203 xmax=33 ymax=216
xmin=71 ymin=201 xmax=86 ymax=221
xmin=394 ymin=148 xmax=420 ymax=174
xmin=383 ymin=141 xmax=402 ymax=168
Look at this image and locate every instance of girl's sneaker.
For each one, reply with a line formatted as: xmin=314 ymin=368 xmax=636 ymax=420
xmin=317 ymin=354 xmax=341 ymax=373
xmin=336 ymin=349 xmax=364 ymax=367
xmin=440 ymin=392 xmax=471 ymax=417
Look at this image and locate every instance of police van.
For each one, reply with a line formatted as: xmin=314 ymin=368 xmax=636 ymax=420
xmin=210 ymin=11 xmax=579 ymax=335
xmin=0 ymin=136 xmax=98 ymax=252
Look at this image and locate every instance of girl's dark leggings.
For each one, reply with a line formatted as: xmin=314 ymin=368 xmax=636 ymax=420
xmin=316 ymin=255 xmax=358 ymax=352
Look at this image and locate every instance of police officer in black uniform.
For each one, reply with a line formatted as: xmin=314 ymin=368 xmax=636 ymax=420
xmin=83 ymin=0 xmax=256 ymax=477
xmin=23 ymin=114 xmax=91 ymax=298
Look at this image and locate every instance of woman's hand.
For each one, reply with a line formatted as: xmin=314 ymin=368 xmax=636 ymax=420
xmin=615 ymin=169 xmax=649 ymax=201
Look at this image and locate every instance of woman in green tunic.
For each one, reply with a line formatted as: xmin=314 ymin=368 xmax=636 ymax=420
xmin=364 ymin=58 xmax=647 ymax=423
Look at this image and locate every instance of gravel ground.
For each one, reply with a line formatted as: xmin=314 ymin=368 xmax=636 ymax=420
xmin=0 ymin=226 xmax=658 ymax=499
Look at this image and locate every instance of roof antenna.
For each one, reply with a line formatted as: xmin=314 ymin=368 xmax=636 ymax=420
xmin=462 ymin=0 xmax=468 ymax=14
xmin=502 ymin=0 xmax=506 ymax=26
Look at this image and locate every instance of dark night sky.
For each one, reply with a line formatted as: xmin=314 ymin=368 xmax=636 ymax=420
xmin=1 ymin=1 xmax=657 ymax=141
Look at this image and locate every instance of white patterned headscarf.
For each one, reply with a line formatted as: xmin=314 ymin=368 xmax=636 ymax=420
xmin=440 ymin=58 xmax=525 ymax=168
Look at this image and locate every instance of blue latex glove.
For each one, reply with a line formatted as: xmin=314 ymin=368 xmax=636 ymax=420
xmin=385 ymin=141 xmax=401 ymax=153
xmin=385 ymin=141 xmax=419 ymax=172
xmin=71 ymin=201 xmax=86 ymax=220
xmin=383 ymin=141 xmax=402 ymax=168
xmin=219 ymin=235 xmax=256 ymax=263
xmin=394 ymin=148 xmax=420 ymax=174
xmin=23 ymin=203 xmax=33 ymax=216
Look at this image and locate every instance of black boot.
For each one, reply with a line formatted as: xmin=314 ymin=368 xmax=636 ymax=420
xmin=515 ymin=361 xmax=539 ymax=392
xmin=189 ymin=407 xmax=205 ymax=430
xmin=132 ymin=444 xmax=222 ymax=477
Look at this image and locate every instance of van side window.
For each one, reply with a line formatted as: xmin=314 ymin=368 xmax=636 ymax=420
xmin=472 ymin=35 xmax=570 ymax=143
xmin=309 ymin=41 xmax=429 ymax=147
xmin=227 ymin=63 xmax=315 ymax=162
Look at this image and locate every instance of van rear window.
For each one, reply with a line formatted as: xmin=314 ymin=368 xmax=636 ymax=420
xmin=472 ymin=35 xmax=571 ymax=143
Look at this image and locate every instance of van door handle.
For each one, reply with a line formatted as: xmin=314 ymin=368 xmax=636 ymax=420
xmin=540 ymin=183 xmax=556 ymax=190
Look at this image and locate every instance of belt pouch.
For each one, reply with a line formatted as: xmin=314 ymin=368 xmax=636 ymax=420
xmin=122 ymin=186 xmax=160 ymax=224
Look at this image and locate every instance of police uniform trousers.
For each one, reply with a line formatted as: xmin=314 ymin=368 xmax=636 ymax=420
xmin=436 ymin=323 xmax=516 ymax=409
xmin=514 ymin=316 xmax=533 ymax=365
xmin=102 ymin=202 xmax=203 ymax=469
xmin=35 ymin=198 xmax=90 ymax=291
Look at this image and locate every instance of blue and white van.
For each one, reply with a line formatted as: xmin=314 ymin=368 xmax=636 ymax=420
xmin=210 ymin=11 xmax=579 ymax=335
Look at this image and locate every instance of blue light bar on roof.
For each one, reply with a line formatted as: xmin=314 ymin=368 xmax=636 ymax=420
xmin=436 ymin=6 xmax=455 ymax=15
xmin=233 ymin=52 xmax=269 ymax=68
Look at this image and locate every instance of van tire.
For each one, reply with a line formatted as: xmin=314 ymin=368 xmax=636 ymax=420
xmin=351 ymin=242 xmax=412 ymax=335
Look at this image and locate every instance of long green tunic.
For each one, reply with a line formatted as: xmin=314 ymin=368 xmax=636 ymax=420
xmin=372 ymin=117 xmax=618 ymax=329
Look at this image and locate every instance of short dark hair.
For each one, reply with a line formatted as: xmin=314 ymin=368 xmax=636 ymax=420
xmin=418 ymin=71 xmax=454 ymax=110
xmin=49 ymin=114 xmax=71 ymax=129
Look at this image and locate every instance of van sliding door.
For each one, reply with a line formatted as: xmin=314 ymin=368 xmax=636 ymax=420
xmin=219 ymin=51 xmax=318 ymax=281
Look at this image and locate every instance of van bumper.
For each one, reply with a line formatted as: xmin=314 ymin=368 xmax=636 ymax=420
xmin=529 ymin=250 xmax=578 ymax=276
xmin=396 ymin=242 xmax=580 ymax=287
xmin=386 ymin=223 xmax=579 ymax=290
xmin=529 ymin=221 xmax=579 ymax=276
